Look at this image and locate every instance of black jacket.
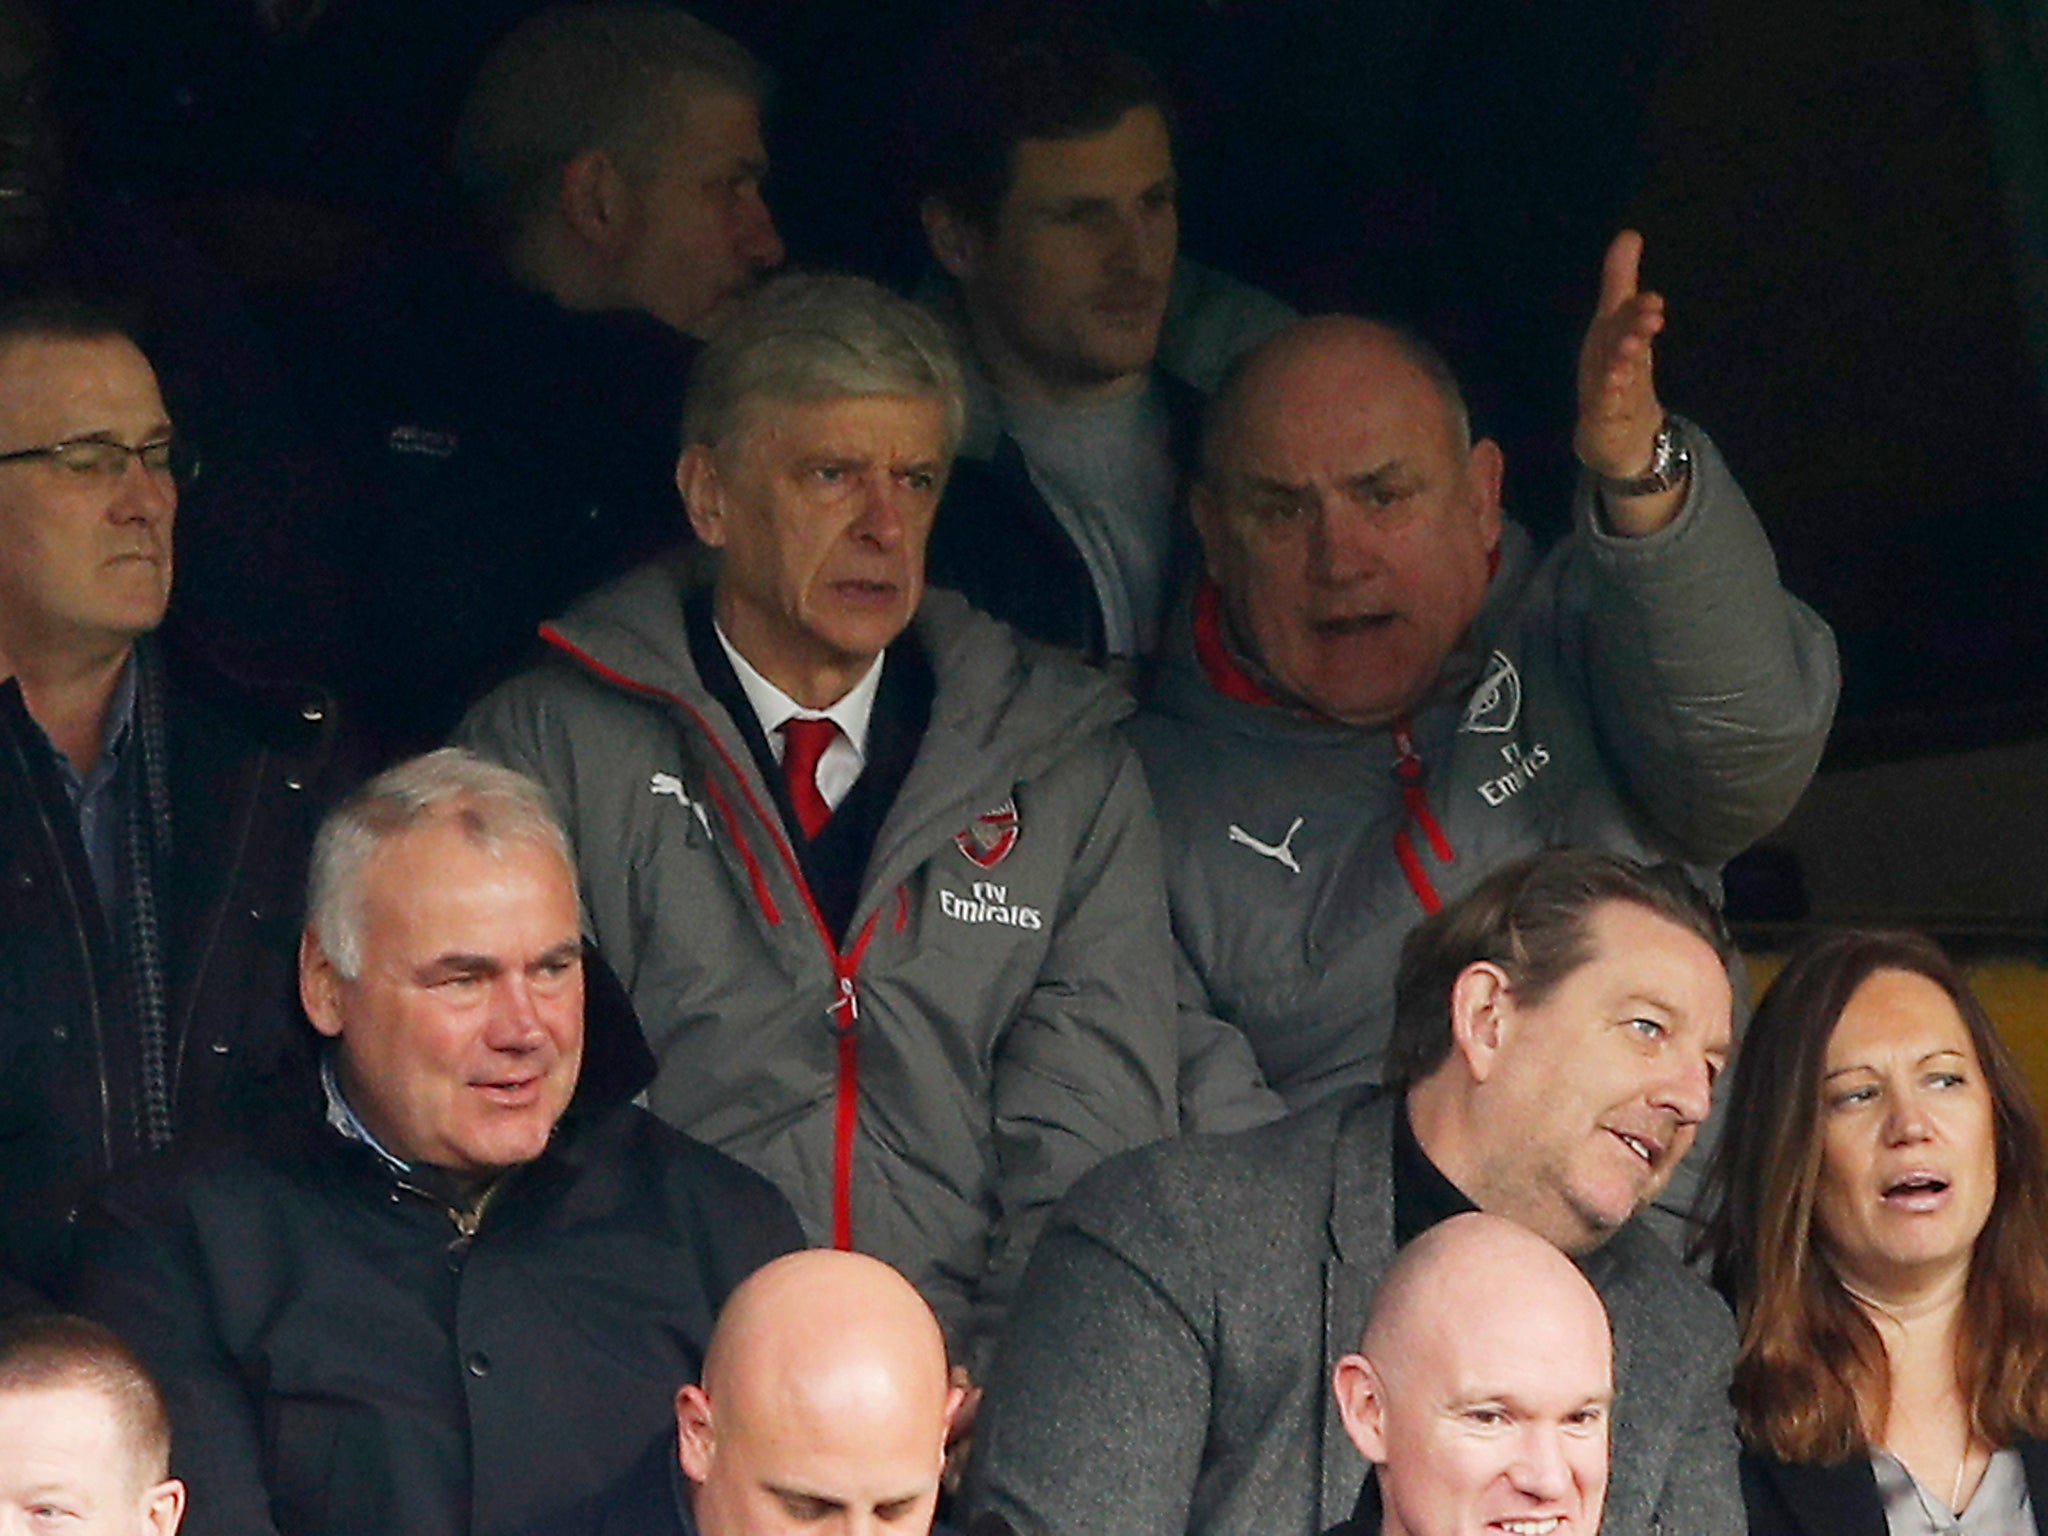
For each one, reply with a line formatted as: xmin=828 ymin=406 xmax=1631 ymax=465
xmin=72 ymin=1092 xmax=803 ymax=1536
xmin=926 ymin=372 xmax=1206 ymax=663
xmin=0 ymin=644 xmax=345 ymax=1307
xmin=1742 ymin=1442 xmax=2048 ymax=1536
xmin=517 ymin=1433 xmax=695 ymax=1536
xmin=338 ymin=250 xmax=702 ymax=753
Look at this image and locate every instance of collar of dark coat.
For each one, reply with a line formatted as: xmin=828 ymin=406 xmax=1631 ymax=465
xmin=153 ymin=622 xmax=337 ymax=759
xmin=1320 ymin=1091 xmax=1403 ymax=1529
xmin=1754 ymin=1438 xmax=2048 ymax=1536
xmin=287 ymin=1068 xmax=639 ymax=1237
xmin=1756 ymin=1454 xmax=1888 ymax=1536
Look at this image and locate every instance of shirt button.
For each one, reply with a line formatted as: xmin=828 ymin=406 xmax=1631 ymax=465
xmin=465 ymin=1352 xmax=491 ymax=1378
xmin=284 ymin=776 xmax=303 ymax=792
xmin=300 ymin=702 xmax=325 ymax=723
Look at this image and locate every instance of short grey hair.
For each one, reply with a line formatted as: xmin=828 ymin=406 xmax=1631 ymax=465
xmin=450 ymin=3 xmax=763 ymax=247
xmin=681 ymin=272 xmax=967 ymax=455
xmin=307 ymin=748 xmax=577 ymax=980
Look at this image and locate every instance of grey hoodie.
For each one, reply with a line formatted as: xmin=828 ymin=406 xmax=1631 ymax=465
xmin=1129 ymin=425 xmax=1838 ymax=1108
xmin=459 ymin=568 xmax=1179 ymax=1359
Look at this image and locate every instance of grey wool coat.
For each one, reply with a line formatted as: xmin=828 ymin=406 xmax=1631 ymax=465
xmin=965 ymin=1090 xmax=1743 ymax=1536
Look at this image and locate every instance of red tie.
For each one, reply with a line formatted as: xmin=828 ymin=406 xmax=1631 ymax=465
xmin=779 ymin=717 xmax=838 ymax=840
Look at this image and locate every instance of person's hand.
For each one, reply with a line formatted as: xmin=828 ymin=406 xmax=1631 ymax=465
xmin=1575 ymin=229 xmax=1667 ymax=478
xmin=943 ymin=1364 xmax=982 ymax=1494
xmin=1575 ymin=230 xmax=1685 ymax=534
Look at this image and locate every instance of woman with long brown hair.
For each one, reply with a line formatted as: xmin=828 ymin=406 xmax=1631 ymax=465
xmin=1700 ymin=929 xmax=2048 ymax=1536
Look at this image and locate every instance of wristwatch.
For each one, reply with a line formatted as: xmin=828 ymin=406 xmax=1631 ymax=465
xmin=1593 ymin=415 xmax=1692 ymax=498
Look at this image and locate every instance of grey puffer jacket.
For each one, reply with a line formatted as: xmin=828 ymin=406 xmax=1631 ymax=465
xmin=459 ymin=569 xmax=1179 ymax=1358
xmin=1129 ymin=426 xmax=1839 ymax=1109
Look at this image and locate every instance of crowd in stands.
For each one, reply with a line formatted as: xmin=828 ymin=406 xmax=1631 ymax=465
xmin=1 ymin=3 xmax=2035 ymax=1536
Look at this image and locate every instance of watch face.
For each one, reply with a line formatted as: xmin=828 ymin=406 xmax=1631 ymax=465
xmin=1607 ymin=420 xmax=1686 ymax=495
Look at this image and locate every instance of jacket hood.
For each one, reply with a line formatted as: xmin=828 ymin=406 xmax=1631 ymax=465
xmin=1141 ymin=519 xmax=1539 ymax=745
xmin=542 ymin=562 xmax=1135 ymax=808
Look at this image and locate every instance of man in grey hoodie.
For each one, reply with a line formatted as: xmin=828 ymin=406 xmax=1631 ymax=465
xmin=459 ymin=273 xmax=1179 ymax=1370
xmin=1130 ymin=231 xmax=1838 ymax=1154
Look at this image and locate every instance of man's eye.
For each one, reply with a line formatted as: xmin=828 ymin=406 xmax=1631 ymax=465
xmin=775 ymin=1494 xmax=836 ymax=1522
xmin=1245 ymin=496 xmax=1306 ymax=525
xmin=53 ymin=440 xmax=117 ymax=473
xmin=903 ymin=469 xmax=938 ymax=493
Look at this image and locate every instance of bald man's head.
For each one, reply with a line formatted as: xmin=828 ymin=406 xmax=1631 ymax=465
xmin=677 ymin=1251 xmax=959 ymax=1536
xmin=1190 ymin=315 xmax=1504 ymax=728
xmin=1333 ymin=1214 xmax=1611 ymax=1536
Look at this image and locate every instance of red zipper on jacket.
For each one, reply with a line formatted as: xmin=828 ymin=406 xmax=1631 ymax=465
xmin=1391 ymin=719 xmax=1454 ymax=912
xmin=1189 ymin=593 xmax=1460 ymax=913
xmin=541 ymin=625 xmax=879 ymax=1250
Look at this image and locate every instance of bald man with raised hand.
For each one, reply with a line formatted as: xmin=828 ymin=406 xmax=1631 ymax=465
xmin=1326 ymin=1214 xmax=1612 ymax=1536
xmin=530 ymin=1250 xmax=965 ymax=1536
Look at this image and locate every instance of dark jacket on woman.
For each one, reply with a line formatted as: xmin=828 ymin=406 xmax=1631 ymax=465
xmin=0 ymin=640 xmax=345 ymax=1308
xmin=1742 ymin=1444 xmax=2048 ymax=1536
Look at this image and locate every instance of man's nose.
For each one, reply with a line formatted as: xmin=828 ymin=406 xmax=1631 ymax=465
xmin=484 ymin=974 xmax=548 ymax=1050
xmin=739 ymin=187 xmax=785 ymax=272
xmin=110 ymin=451 xmax=176 ymax=522
xmin=1306 ymin=500 xmax=1381 ymax=585
xmin=850 ymin=475 xmax=909 ymax=549
xmin=1508 ymin=1427 xmax=1575 ymax=1502
xmin=1654 ymin=1050 xmax=1715 ymax=1128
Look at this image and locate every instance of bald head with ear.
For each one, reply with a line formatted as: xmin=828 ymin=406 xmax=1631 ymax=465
xmin=1333 ymin=1214 xmax=1612 ymax=1536
xmin=677 ymin=1250 xmax=961 ymax=1536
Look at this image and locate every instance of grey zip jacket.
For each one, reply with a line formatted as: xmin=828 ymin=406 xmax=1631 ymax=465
xmin=459 ymin=568 xmax=1179 ymax=1358
xmin=1129 ymin=424 xmax=1839 ymax=1111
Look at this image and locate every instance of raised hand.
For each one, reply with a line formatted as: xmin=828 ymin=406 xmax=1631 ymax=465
xmin=1575 ymin=229 xmax=1668 ymax=477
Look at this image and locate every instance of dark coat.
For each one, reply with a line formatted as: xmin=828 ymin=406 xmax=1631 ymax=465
xmin=516 ymin=1432 xmax=695 ymax=1536
xmin=926 ymin=372 xmax=1206 ymax=663
xmin=338 ymin=251 xmax=702 ymax=753
xmin=0 ymin=644 xmax=345 ymax=1307
xmin=966 ymin=1090 xmax=1744 ymax=1536
xmin=1742 ymin=1442 xmax=2048 ymax=1536
xmin=71 ymin=1096 xmax=803 ymax=1536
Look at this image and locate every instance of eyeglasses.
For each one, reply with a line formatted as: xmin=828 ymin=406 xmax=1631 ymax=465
xmin=0 ymin=434 xmax=200 ymax=483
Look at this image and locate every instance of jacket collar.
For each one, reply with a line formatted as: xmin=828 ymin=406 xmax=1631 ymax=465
xmin=1154 ymin=523 xmax=1536 ymax=744
xmin=1320 ymin=1092 xmax=1403 ymax=1528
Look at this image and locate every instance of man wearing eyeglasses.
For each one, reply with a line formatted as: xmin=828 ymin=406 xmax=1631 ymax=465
xmin=0 ymin=294 xmax=348 ymax=1312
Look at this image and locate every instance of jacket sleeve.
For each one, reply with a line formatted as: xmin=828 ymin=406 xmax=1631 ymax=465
xmin=1565 ymin=422 xmax=1839 ymax=865
xmin=70 ymin=1183 xmax=282 ymax=1536
xmin=975 ymin=742 xmax=1179 ymax=1364
xmin=1651 ymin=1297 xmax=1747 ymax=1536
xmin=1173 ymin=942 xmax=1290 ymax=1136
xmin=965 ymin=1166 xmax=1214 ymax=1536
